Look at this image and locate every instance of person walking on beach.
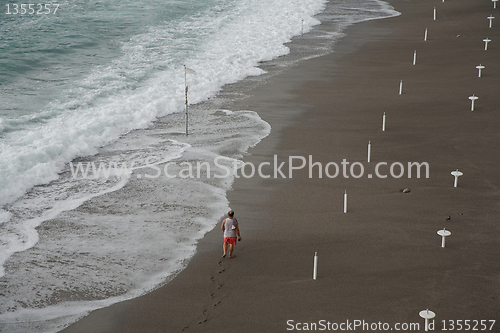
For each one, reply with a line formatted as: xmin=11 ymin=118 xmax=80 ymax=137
xmin=221 ymin=210 xmax=241 ymax=258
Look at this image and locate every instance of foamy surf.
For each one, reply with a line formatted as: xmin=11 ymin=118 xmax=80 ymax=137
xmin=0 ymin=108 xmax=272 ymax=333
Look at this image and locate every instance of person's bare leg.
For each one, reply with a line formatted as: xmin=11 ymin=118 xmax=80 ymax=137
xmin=229 ymin=243 xmax=234 ymax=258
xmin=222 ymin=242 xmax=227 ymax=257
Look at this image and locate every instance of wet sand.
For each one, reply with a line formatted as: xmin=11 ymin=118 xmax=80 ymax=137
xmin=61 ymin=0 xmax=500 ymax=332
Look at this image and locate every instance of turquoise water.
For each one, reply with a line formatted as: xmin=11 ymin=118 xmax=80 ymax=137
xmin=0 ymin=0 xmax=328 ymax=212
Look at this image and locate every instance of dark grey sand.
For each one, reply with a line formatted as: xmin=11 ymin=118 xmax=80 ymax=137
xmin=61 ymin=0 xmax=500 ymax=331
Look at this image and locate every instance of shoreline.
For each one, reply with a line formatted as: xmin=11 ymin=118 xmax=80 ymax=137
xmin=61 ymin=0 xmax=500 ymax=332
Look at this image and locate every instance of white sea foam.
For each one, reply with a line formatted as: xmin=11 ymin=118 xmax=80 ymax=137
xmin=0 ymin=0 xmax=327 ymax=210
xmin=0 ymin=108 xmax=272 ymax=333
xmin=0 ymin=0 xmax=326 ymax=277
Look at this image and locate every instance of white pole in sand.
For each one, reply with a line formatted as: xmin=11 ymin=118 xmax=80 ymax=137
xmin=382 ymin=112 xmax=386 ymax=131
xmin=424 ymin=28 xmax=428 ymax=41
xmin=483 ymin=38 xmax=491 ymax=50
xmin=437 ymin=228 xmax=451 ymax=248
xmin=313 ymin=252 xmax=318 ymax=280
xmin=301 ymin=20 xmax=304 ymax=36
xmin=488 ymin=15 xmax=495 ymax=28
xmin=399 ymin=80 xmax=403 ymax=95
xmin=343 ymin=190 xmax=347 ymax=213
xmin=476 ymin=64 xmax=485 ymax=77
xmin=367 ymin=141 xmax=371 ymax=163
xmin=451 ymin=169 xmax=463 ymax=187
xmin=413 ymin=50 xmax=417 ymax=65
xmin=469 ymin=95 xmax=478 ymax=111
xmin=494 ymin=0 xmax=498 ymax=9
xmin=434 ymin=7 xmax=436 ymax=21
xmin=419 ymin=309 xmax=436 ymax=332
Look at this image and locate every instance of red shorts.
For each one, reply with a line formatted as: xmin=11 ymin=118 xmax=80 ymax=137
xmin=224 ymin=237 xmax=237 ymax=245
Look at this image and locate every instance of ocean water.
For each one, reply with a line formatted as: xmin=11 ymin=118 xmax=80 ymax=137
xmin=0 ymin=0 xmax=399 ymax=332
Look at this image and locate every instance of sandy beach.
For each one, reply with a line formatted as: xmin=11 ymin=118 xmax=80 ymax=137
xmin=61 ymin=0 xmax=500 ymax=332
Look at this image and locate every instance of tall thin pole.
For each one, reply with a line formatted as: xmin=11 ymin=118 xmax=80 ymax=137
xmin=343 ymin=190 xmax=347 ymax=213
xmin=184 ymin=65 xmax=188 ymax=135
xmin=313 ymin=252 xmax=318 ymax=280
xmin=367 ymin=141 xmax=371 ymax=163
